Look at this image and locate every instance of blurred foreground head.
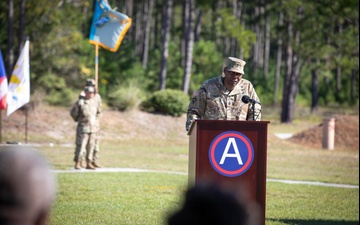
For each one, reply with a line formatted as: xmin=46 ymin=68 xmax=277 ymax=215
xmin=0 ymin=145 xmax=56 ymax=225
xmin=167 ymin=182 xmax=261 ymax=225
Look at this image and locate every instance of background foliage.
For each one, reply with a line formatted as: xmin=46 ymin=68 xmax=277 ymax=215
xmin=0 ymin=0 xmax=358 ymax=116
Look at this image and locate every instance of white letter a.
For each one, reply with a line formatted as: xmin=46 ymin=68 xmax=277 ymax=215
xmin=219 ymin=138 xmax=243 ymax=165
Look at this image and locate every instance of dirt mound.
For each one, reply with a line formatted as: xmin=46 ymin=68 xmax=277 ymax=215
xmin=289 ymin=114 xmax=359 ymax=150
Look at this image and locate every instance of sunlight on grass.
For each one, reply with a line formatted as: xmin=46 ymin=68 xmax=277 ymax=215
xmin=51 ymin=173 xmax=187 ymax=225
xmin=4 ymin=105 xmax=358 ymax=225
xmin=50 ymin=172 xmax=359 ymax=225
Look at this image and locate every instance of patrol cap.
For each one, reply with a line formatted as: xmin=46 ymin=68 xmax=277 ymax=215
xmin=84 ymin=86 xmax=95 ymax=93
xmin=85 ymin=78 xmax=96 ymax=87
xmin=226 ymin=57 xmax=246 ymax=75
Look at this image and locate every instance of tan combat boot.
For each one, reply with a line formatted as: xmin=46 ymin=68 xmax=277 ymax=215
xmin=92 ymin=162 xmax=102 ymax=168
xmin=74 ymin=161 xmax=81 ymax=170
xmin=80 ymin=160 xmax=86 ymax=168
xmin=86 ymin=162 xmax=96 ymax=170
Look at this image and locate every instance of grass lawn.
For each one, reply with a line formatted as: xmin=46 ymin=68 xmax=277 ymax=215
xmin=3 ymin=105 xmax=359 ymax=225
xmin=48 ymin=172 xmax=358 ymax=225
xmin=37 ymin=133 xmax=358 ymax=225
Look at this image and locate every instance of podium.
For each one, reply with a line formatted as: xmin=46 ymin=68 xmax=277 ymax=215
xmin=188 ymin=120 xmax=269 ymax=225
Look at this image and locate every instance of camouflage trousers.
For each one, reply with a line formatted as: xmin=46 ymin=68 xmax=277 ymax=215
xmin=78 ymin=132 xmax=96 ymax=163
xmin=74 ymin=126 xmax=100 ymax=163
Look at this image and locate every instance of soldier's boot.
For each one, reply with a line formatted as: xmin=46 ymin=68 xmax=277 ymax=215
xmin=92 ymin=162 xmax=102 ymax=168
xmin=86 ymin=162 xmax=96 ymax=170
xmin=80 ymin=160 xmax=86 ymax=168
xmin=74 ymin=161 xmax=81 ymax=170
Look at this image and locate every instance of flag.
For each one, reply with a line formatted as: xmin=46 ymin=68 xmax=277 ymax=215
xmin=0 ymin=50 xmax=8 ymax=110
xmin=6 ymin=40 xmax=30 ymax=117
xmin=89 ymin=0 xmax=132 ymax=52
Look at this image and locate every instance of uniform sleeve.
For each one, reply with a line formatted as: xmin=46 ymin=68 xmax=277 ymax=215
xmin=185 ymin=88 xmax=207 ymax=131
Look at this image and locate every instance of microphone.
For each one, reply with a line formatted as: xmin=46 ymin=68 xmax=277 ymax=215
xmin=241 ymin=95 xmax=261 ymax=105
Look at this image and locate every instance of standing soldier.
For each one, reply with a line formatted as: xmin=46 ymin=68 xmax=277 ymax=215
xmin=73 ymin=85 xmax=101 ymax=169
xmin=186 ymin=57 xmax=261 ymax=131
xmin=83 ymin=79 xmax=102 ymax=168
xmin=73 ymin=79 xmax=102 ymax=169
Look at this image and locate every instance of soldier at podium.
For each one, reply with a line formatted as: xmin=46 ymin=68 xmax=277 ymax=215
xmin=186 ymin=57 xmax=261 ymax=131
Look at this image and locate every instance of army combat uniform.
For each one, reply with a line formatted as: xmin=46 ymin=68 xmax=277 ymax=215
xmin=185 ymin=76 xmax=261 ymax=131
xmin=76 ymin=87 xmax=102 ymax=169
xmin=74 ymin=80 xmax=102 ymax=169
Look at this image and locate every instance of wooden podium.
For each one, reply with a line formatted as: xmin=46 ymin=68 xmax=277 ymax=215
xmin=188 ymin=120 xmax=269 ymax=225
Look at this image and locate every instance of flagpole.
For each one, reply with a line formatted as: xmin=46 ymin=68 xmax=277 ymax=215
xmin=25 ymin=107 xmax=28 ymax=143
xmin=95 ymin=44 xmax=99 ymax=90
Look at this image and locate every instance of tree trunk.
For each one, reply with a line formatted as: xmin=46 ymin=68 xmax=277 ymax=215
xmin=181 ymin=0 xmax=195 ymax=94
xmin=181 ymin=0 xmax=189 ymax=67
xmin=18 ymin=0 xmax=26 ymax=53
xmin=142 ymin=0 xmax=154 ymax=69
xmin=230 ymin=0 xmax=238 ymax=57
xmin=336 ymin=23 xmax=343 ymax=91
xmin=6 ymin=0 xmax=14 ymax=77
xmin=281 ymin=7 xmax=303 ymax=123
xmin=258 ymin=0 xmax=264 ymax=67
xmin=253 ymin=3 xmax=260 ymax=73
xmin=213 ymin=0 xmax=222 ymax=50
xmin=159 ymin=0 xmax=173 ymax=90
xmin=263 ymin=2 xmax=270 ymax=80
xmin=350 ymin=68 xmax=357 ymax=102
xmin=134 ymin=2 xmax=143 ymax=56
xmin=238 ymin=2 xmax=245 ymax=59
xmin=121 ymin=0 xmax=134 ymax=38
xmin=310 ymin=68 xmax=318 ymax=113
xmin=153 ymin=0 xmax=161 ymax=50
xmin=194 ymin=9 xmax=202 ymax=42
xmin=281 ymin=18 xmax=293 ymax=123
xmin=273 ymin=2 xmax=283 ymax=105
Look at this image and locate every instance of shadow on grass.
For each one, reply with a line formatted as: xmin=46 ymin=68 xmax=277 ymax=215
xmin=266 ymin=218 xmax=358 ymax=225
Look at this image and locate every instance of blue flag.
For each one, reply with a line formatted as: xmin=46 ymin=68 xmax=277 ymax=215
xmin=89 ymin=0 xmax=132 ymax=52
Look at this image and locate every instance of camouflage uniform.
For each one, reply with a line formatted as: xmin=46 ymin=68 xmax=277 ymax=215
xmin=186 ymin=76 xmax=261 ymax=131
xmin=77 ymin=91 xmax=102 ymax=167
xmin=73 ymin=80 xmax=102 ymax=168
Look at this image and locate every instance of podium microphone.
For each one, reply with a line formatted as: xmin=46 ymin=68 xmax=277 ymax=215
xmin=241 ymin=95 xmax=261 ymax=105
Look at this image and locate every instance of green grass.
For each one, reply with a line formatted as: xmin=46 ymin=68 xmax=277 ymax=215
xmin=35 ymin=134 xmax=359 ymax=225
xmin=48 ymin=172 xmax=358 ymax=225
xmin=266 ymin=183 xmax=358 ymax=225
xmin=50 ymin=173 xmax=187 ymax=225
xmin=4 ymin=105 xmax=359 ymax=225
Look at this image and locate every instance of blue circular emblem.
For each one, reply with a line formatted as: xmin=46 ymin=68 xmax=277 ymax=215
xmin=208 ymin=131 xmax=254 ymax=177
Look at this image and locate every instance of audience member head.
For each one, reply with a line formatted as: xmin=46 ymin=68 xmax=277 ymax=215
xmin=0 ymin=146 xmax=57 ymax=225
xmin=167 ymin=182 xmax=260 ymax=225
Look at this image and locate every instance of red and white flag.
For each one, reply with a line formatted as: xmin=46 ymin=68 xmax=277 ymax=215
xmin=0 ymin=50 xmax=8 ymax=110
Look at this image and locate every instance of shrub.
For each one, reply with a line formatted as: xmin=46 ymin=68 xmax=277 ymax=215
xmin=107 ymin=84 xmax=145 ymax=111
xmin=141 ymin=89 xmax=189 ymax=117
xmin=44 ymin=88 xmax=73 ymax=106
xmin=36 ymin=73 xmax=73 ymax=106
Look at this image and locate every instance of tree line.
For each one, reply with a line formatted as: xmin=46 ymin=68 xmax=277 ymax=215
xmin=0 ymin=0 xmax=358 ymax=123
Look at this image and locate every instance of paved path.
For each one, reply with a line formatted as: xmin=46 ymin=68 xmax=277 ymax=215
xmin=53 ymin=167 xmax=359 ymax=189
